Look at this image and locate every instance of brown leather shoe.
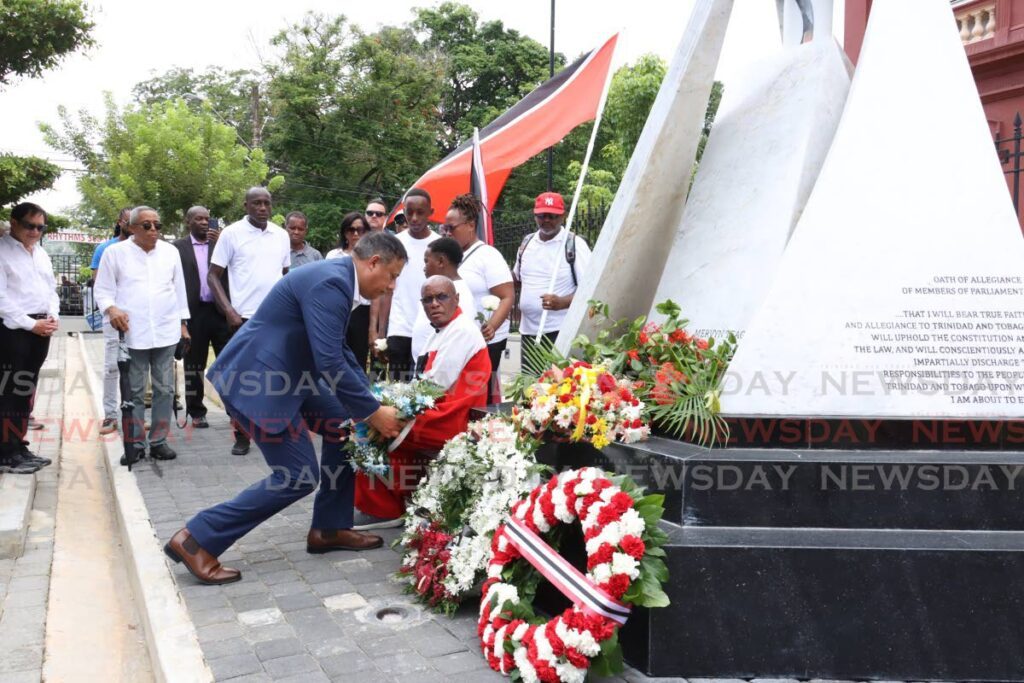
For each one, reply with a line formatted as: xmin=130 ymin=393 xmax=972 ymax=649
xmin=164 ymin=528 xmax=241 ymax=585
xmin=306 ymin=528 xmax=383 ymax=554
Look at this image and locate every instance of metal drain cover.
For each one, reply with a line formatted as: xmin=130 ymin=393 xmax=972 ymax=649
xmin=355 ymin=599 xmax=425 ymax=630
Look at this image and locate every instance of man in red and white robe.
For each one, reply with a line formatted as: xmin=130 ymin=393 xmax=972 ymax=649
xmin=355 ymin=276 xmax=491 ymax=525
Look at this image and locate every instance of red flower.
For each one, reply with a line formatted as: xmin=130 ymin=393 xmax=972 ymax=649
xmin=561 ymin=366 xmax=573 ymax=379
xmin=669 ymin=328 xmax=689 ymax=343
xmin=597 ymin=504 xmax=623 ymax=526
xmin=620 ymin=535 xmax=646 ymax=560
xmin=696 ymin=338 xmax=709 ymax=350
xmin=603 ymin=574 xmax=630 ymax=599
xmin=587 ymin=543 xmax=615 ymax=569
xmin=631 ymin=419 xmax=642 ymax=429
xmin=627 ymin=349 xmax=640 ymax=362
xmin=559 ymin=393 xmax=572 ymax=404
xmin=610 ymin=491 xmax=635 ymax=513
xmin=565 ymin=647 xmax=590 ymax=669
xmin=586 ymin=414 xmax=598 ymax=425
xmin=596 ymin=372 xmax=617 ymax=393
xmin=637 ymin=331 xmax=649 ymax=345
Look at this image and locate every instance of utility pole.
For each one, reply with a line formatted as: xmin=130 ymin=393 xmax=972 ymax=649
xmin=250 ymin=83 xmax=261 ymax=148
xmin=547 ymin=0 xmax=555 ymax=191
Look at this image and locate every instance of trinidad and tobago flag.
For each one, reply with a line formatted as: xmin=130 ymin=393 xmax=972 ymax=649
xmin=395 ymin=34 xmax=618 ymax=241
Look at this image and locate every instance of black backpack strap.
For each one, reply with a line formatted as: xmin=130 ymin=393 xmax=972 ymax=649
xmin=514 ymin=232 xmax=535 ymax=280
xmin=564 ymin=231 xmax=577 ymax=288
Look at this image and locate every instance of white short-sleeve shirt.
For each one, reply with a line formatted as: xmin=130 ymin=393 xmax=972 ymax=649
xmin=411 ymin=278 xmax=477 ymax=362
xmin=389 ymin=229 xmax=440 ymax=338
xmin=458 ymin=241 xmax=513 ymax=344
xmin=211 ymin=217 xmax=291 ymax=318
xmin=514 ymin=229 xmax=591 ymax=335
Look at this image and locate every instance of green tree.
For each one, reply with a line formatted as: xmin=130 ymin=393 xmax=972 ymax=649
xmin=41 ymin=96 xmax=274 ymax=231
xmin=132 ymin=66 xmax=268 ymax=149
xmin=0 ymin=0 xmax=94 ymax=87
xmin=413 ymin=2 xmax=562 ymax=154
xmin=263 ymin=12 xmax=445 ymax=249
xmin=0 ymin=154 xmax=62 ymax=205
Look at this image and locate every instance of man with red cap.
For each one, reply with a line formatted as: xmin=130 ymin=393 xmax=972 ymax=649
xmin=513 ymin=192 xmax=592 ymax=374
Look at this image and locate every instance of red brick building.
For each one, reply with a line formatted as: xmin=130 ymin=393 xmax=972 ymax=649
xmin=846 ymin=0 xmax=1024 ymax=228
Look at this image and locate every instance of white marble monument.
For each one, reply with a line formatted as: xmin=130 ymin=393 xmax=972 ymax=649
xmin=722 ymin=0 xmax=1024 ymax=419
xmin=648 ymin=35 xmax=851 ymax=341
xmin=555 ymin=0 xmax=734 ymax=353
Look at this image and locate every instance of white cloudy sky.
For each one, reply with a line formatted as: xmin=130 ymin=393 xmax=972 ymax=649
xmin=2 ymin=0 xmax=846 ymax=217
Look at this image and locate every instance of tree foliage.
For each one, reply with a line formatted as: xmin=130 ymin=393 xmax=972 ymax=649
xmin=41 ymin=96 xmax=273 ymax=230
xmin=0 ymin=0 xmax=94 ymax=87
xmin=0 ymin=154 xmax=62 ymax=205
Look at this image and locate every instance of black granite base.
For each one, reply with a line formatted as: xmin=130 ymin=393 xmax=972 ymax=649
xmin=532 ymin=438 xmax=1024 ymax=680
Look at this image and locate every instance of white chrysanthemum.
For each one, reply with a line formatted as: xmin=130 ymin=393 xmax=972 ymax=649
xmin=531 ymin=502 xmax=551 ymax=532
xmin=512 ymin=622 xmax=530 ymax=641
xmin=611 ymin=552 xmax=641 ymax=580
xmin=551 ymin=487 xmax=574 ymax=523
xmin=494 ymin=624 xmax=510 ymax=670
xmin=555 ymin=620 xmax=600 ymax=657
xmin=533 ymin=625 xmax=557 ymax=665
xmin=574 ymin=480 xmax=594 ymax=497
xmin=513 ymin=646 xmax=539 ymax=683
xmin=580 ymin=468 xmax=600 ymax=480
xmin=555 ymin=660 xmax=587 ymax=683
xmin=585 ymin=521 xmax=624 ymax=554
xmin=618 ymin=508 xmax=646 ymax=537
xmin=589 ymin=562 xmax=613 ymax=584
xmin=581 ymin=501 xmax=603 ymax=532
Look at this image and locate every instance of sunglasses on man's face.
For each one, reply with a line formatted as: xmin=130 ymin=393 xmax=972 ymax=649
xmin=365 ymin=210 xmax=386 ymax=218
xmin=420 ymin=293 xmax=452 ymax=305
xmin=19 ymin=221 xmax=46 ymax=232
xmin=136 ymin=221 xmax=162 ymax=232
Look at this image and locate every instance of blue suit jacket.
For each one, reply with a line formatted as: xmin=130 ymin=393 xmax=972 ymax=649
xmin=207 ymin=257 xmax=378 ymax=431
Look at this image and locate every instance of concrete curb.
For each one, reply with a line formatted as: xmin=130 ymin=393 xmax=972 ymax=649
xmin=0 ymin=473 xmax=35 ymax=559
xmin=76 ymin=333 xmax=212 ymax=683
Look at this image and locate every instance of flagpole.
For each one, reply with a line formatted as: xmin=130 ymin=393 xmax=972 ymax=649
xmin=535 ymin=41 xmax=616 ymax=342
xmin=547 ymin=0 xmax=555 ymax=191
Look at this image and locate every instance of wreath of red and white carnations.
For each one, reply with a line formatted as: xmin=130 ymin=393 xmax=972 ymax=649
xmin=477 ymin=467 xmax=669 ymax=682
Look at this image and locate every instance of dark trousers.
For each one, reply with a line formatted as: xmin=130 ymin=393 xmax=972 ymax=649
xmin=387 ymin=335 xmax=413 ymax=382
xmin=521 ymin=331 xmax=559 ymax=376
xmin=486 ymin=339 xmax=507 ymax=404
xmin=184 ymin=303 xmax=232 ymax=418
xmin=347 ymin=304 xmax=370 ymax=374
xmin=186 ymin=392 xmax=353 ymax=557
xmin=0 ymin=326 xmax=50 ymax=455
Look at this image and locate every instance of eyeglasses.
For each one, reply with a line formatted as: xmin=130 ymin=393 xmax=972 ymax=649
xmin=19 ymin=221 xmax=46 ymax=232
xmin=136 ymin=221 xmax=162 ymax=232
xmin=365 ymin=211 xmax=386 ymax=218
xmin=439 ymin=221 xmax=469 ymax=235
xmin=420 ymin=293 xmax=452 ymax=305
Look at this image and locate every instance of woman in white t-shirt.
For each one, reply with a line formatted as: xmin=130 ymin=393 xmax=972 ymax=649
xmin=326 ymin=212 xmax=371 ymax=371
xmin=444 ymin=194 xmax=514 ymax=403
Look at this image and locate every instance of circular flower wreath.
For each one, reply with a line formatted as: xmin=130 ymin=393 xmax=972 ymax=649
xmin=478 ymin=467 xmax=669 ymax=683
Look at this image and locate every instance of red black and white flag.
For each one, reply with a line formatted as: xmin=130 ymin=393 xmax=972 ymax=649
xmin=469 ymin=127 xmax=493 ymax=244
xmin=395 ymin=33 xmax=618 ymax=226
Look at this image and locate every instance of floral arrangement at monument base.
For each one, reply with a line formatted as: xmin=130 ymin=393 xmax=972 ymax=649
xmin=513 ymin=360 xmax=649 ymax=450
xmin=345 ymin=378 xmax=446 ymax=475
xmin=478 ymin=467 xmax=669 ymax=682
xmin=397 ymin=416 xmax=544 ymax=614
xmin=514 ymin=299 xmax=735 ymax=447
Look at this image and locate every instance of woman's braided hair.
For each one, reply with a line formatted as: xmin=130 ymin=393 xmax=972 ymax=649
xmin=449 ymin=193 xmax=480 ymax=226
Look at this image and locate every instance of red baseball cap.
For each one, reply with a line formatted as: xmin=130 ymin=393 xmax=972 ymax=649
xmin=533 ymin=192 xmax=565 ymax=215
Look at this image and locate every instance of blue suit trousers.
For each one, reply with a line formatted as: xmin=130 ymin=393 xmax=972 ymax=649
xmin=186 ymin=392 xmax=355 ymax=557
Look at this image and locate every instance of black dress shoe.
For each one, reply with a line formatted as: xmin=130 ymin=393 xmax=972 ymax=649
xmin=18 ymin=445 xmax=51 ymax=467
xmin=0 ymin=452 xmax=42 ymax=474
xmin=192 ymin=416 xmax=209 ymax=429
xmin=150 ymin=443 xmax=177 ymax=460
xmin=231 ymin=437 xmax=250 ymax=456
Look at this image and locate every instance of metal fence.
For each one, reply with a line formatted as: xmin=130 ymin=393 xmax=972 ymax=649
xmin=50 ymin=254 xmax=90 ymax=316
xmin=995 ymin=112 xmax=1023 ymax=221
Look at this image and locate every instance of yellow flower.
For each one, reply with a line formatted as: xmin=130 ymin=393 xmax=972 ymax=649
xmin=592 ymin=433 xmax=610 ymax=450
xmin=593 ymin=418 xmax=608 ymax=433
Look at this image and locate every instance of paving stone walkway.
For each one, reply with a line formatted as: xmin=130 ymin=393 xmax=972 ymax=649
xmin=0 ymin=338 xmax=64 ymax=682
xmin=80 ymin=335 xmax=911 ymax=683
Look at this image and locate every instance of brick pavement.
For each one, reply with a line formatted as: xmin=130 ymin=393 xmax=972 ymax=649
xmin=79 ymin=335 xmax=904 ymax=683
xmin=0 ymin=338 xmax=64 ymax=681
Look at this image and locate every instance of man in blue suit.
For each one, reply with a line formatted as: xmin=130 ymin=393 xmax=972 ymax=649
xmin=164 ymin=232 xmax=407 ymax=585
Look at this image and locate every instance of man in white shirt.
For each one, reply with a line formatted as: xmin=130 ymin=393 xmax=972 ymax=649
xmin=385 ymin=188 xmax=439 ymax=381
xmin=513 ymin=192 xmax=592 ymax=374
xmin=0 ymin=203 xmax=59 ymax=474
xmin=410 ymin=237 xmax=476 ymax=366
xmin=93 ymin=208 xmax=131 ymax=435
xmin=208 ymin=187 xmax=290 ymax=454
xmin=95 ymin=207 xmax=190 ymax=463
